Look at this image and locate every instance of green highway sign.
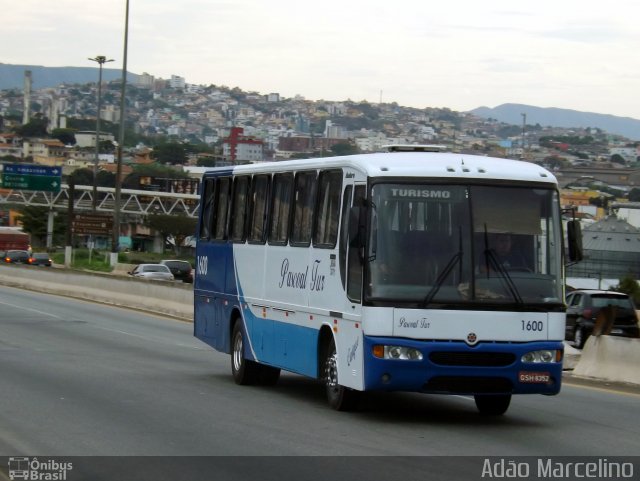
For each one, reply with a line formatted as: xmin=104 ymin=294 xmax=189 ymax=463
xmin=0 ymin=172 xmax=62 ymax=192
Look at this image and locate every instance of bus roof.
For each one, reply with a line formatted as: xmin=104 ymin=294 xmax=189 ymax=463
xmin=204 ymin=152 xmax=557 ymax=185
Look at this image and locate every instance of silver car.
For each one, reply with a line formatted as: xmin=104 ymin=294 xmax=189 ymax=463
xmin=128 ymin=263 xmax=175 ymax=282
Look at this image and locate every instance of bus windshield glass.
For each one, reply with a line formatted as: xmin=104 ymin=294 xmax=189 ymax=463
xmin=366 ymin=183 xmax=563 ymax=307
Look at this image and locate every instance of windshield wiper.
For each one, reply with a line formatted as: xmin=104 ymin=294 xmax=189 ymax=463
xmin=482 ymin=239 xmax=523 ymax=304
xmin=422 ymin=251 xmax=462 ymax=307
xmin=422 ymin=227 xmax=463 ymax=307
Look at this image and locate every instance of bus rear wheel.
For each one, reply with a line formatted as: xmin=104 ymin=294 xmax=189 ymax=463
xmin=474 ymin=394 xmax=511 ymax=415
xmin=324 ymin=338 xmax=359 ymax=411
xmin=231 ymin=322 xmax=260 ymax=385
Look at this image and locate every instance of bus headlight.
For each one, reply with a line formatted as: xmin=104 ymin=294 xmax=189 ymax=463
xmin=521 ymin=350 xmax=562 ymax=363
xmin=373 ymin=345 xmax=423 ymax=361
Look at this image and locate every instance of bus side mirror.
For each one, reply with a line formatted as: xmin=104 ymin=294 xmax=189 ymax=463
xmin=567 ymin=220 xmax=583 ymax=262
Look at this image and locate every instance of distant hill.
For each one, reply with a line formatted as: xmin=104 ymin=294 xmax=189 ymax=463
xmin=0 ymin=63 xmax=138 ymax=90
xmin=470 ymin=103 xmax=640 ymax=141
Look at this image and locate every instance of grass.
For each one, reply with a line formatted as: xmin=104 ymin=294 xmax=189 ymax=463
xmin=50 ymin=248 xmax=195 ymax=271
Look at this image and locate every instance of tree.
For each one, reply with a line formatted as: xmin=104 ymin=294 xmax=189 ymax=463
xmin=629 ymin=188 xmax=640 ymax=202
xmin=66 ymin=168 xmax=94 ymax=186
xmin=196 ymin=156 xmax=217 ymax=167
xmin=51 ymin=128 xmax=77 ymax=145
xmin=146 ymin=214 xmax=197 ymax=254
xmin=329 ymin=142 xmax=359 ymax=156
xmin=611 ymin=275 xmax=640 ymax=304
xmin=151 ymin=142 xmax=187 ymax=165
xmin=96 ymin=170 xmax=116 ymax=188
xmin=611 ymin=153 xmax=626 ymax=165
xmin=99 ymin=139 xmax=115 ymax=153
xmin=122 ymin=163 xmax=188 ymax=189
xmin=14 ymin=116 xmax=48 ymax=137
xmin=16 ymin=206 xmax=66 ymax=247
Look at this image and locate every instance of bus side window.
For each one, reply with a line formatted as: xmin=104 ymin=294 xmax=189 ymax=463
xmin=199 ymin=178 xmax=215 ymax=240
xmin=248 ymin=174 xmax=270 ymax=244
xmin=290 ymin=171 xmax=317 ymax=246
xmin=268 ymin=173 xmax=294 ymax=245
xmin=313 ymin=170 xmax=342 ymax=248
xmin=230 ymin=176 xmax=250 ymax=242
xmin=213 ymin=177 xmax=231 ymax=240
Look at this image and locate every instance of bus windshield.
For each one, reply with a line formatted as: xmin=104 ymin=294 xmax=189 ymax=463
xmin=366 ymin=183 xmax=563 ymax=307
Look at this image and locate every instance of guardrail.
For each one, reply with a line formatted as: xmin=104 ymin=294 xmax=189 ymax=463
xmin=0 ymin=264 xmax=193 ymax=320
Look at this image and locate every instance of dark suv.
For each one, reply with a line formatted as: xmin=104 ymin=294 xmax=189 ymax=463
xmin=4 ymin=250 xmax=31 ymax=264
xmin=565 ymin=290 xmax=640 ymax=348
xmin=160 ymin=260 xmax=193 ymax=283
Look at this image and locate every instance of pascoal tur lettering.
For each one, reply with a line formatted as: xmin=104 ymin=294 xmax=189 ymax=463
xmin=279 ymin=258 xmax=308 ymax=289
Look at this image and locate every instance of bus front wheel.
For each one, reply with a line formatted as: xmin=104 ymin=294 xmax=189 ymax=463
xmin=231 ymin=322 xmax=260 ymax=385
xmin=474 ymin=394 xmax=511 ymax=415
xmin=324 ymin=338 xmax=360 ymax=411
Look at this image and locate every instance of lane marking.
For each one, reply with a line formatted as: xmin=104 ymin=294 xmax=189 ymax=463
xmin=0 ymin=299 xmax=63 ymax=319
xmin=563 ymin=379 xmax=640 ymax=398
xmin=92 ymin=324 xmax=206 ymax=350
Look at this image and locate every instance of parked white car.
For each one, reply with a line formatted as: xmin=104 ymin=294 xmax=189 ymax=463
xmin=128 ymin=263 xmax=175 ymax=282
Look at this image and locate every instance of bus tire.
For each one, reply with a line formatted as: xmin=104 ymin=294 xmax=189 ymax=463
xmin=259 ymin=365 xmax=281 ymax=386
xmin=231 ymin=322 xmax=260 ymax=385
xmin=474 ymin=394 xmax=511 ymax=416
xmin=324 ymin=338 xmax=360 ymax=411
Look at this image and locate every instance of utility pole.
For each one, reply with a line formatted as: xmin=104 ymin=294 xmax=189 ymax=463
xmin=111 ymin=0 xmax=129 ymax=266
xmin=88 ymin=55 xmax=114 ymax=212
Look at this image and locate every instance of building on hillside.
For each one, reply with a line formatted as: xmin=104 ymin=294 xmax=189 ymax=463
xmin=560 ymin=188 xmax=609 ymax=220
xmin=567 ymin=215 xmax=640 ymax=280
xmin=222 ymin=127 xmax=264 ymax=163
xmin=137 ymin=72 xmax=155 ymax=89
xmin=74 ymin=131 xmax=116 ymax=149
xmin=169 ymin=75 xmax=186 ymax=89
xmin=22 ymin=139 xmax=67 ymax=165
xmin=556 ymin=166 xmax=640 ymax=189
xmin=613 ymin=202 xmax=640 ymax=229
xmin=276 ymin=136 xmax=348 ymax=157
xmin=0 ymin=133 xmax=23 ymax=157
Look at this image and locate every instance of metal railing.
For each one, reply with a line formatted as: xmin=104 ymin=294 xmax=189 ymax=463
xmin=0 ymin=184 xmax=200 ymax=218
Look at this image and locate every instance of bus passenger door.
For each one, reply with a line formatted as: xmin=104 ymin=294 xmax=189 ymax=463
xmin=344 ymin=184 xmax=366 ymax=312
xmin=337 ymin=182 xmax=365 ymax=390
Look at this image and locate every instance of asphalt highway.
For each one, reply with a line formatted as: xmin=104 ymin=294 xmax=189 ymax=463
xmin=1 ymin=285 xmax=638 ymax=479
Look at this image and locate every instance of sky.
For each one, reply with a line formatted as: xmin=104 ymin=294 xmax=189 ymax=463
xmin=4 ymin=0 xmax=640 ymax=119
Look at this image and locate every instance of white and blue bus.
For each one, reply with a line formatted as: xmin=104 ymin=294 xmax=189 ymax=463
xmin=194 ymin=146 xmax=582 ymax=415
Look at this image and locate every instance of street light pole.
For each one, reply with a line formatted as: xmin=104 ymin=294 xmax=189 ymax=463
xmin=111 ymin=0 xmax=129 ymax=266
xmin=88 ymin=56 xmax=114 ymax=212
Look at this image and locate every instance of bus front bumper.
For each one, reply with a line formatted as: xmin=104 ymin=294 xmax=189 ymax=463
xmin=362 ymin=336 xmax=563 ymax=395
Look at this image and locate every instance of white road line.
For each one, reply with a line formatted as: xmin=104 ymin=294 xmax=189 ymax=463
xmin=0 ymin=299 xmax=64 ymax=319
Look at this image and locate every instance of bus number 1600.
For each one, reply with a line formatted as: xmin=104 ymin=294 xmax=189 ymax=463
xmin=521 ymin=320 xmax=543 ymax=331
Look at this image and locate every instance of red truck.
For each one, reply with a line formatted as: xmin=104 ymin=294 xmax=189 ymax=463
xmin=0 ymin=227 xmax=30 ymax=252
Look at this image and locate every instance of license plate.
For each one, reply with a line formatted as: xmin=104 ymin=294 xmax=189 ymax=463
xmin=519 ymin=371 xmax=551 ymax=384
xmin=610 ymin=329 xmax=623 ymax=334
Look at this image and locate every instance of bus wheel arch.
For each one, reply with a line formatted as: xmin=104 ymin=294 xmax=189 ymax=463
xmin=230 ymin=310 xmax=281 ymax=386
xmin=319 ymin=327 xmax=360 ymax=411
xmin=230 ymin=316 xmax=260 ymax=385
